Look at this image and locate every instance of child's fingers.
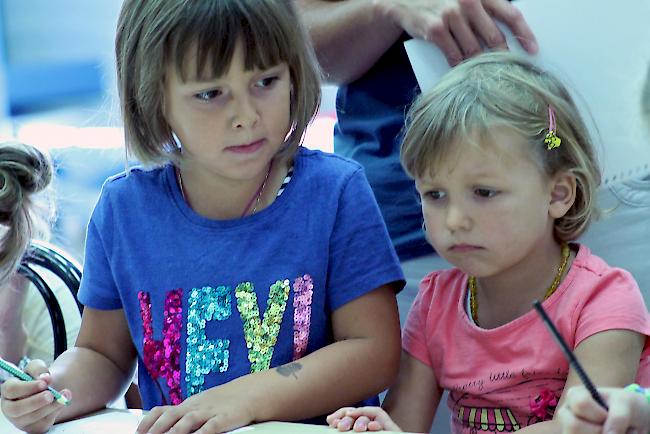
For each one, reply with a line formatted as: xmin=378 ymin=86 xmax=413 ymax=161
xmin=566 ymin=387 xmax=609 ymax=423
xmin=21 ymin=413 xmax=58 ymax=434
xmin=193 ymin=413 xmax=245 ymax=434
xmin=10 ymin=397 xmax=63 ymax=431
xmin=345 ymin=406 xmax=380 ymax=414
xmin=329 ymin=407 xmax=389 ymax=432
xmin=0 ymin=377 xmax=49 ymax=401
xmin=138 ymin=405 xmax=184 ymax=434
xmin=329 ymin=418 xmax=342 ymax=428
xmin=2 ymin=388 xmax=57 ymax=419
xmin=23 ymin=359 xmax=50 ymax=380
xmin=344 ymin=406 xmax=384 ymax=420
xmin=327 ymin=407 xmax=356 ymax=425
xmin=166 ymin=410 xmax=209 ymax=434
xmin=347 ymin=407 xmax=401 ymax=432
xmin=558 ymin=408 xmax=603 ymax=434
xmin=327 ymin=418 xmax=341 ymax=428
xmin=336 ymin=415 xmax=356 ymax=432
xmin=352 ymin=415 xmax=371 ymax=432
xmin=136 ymin=405 xmax=170 ymax=434
xmin=603 ymin=391 xmax=646 ymax=434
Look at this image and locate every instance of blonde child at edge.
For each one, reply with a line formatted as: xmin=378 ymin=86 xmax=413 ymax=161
xmin=557 ymin=62 xmax=650 ymax=434
xmin=327 ymin=52 xmax=650 ymax=434
xmin=0 ymin=1 xmax=404 ymax=433
xmin=0 ymin=142 xmax=80 ymax=368
xmin=0 ymin=141 xmax=53 ymax=367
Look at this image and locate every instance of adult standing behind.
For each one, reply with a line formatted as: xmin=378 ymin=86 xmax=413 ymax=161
xmin=297 ymin=0 xmax=538 ymax=320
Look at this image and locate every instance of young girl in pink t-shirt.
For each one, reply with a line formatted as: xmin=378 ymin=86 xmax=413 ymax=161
xmin=328 ymin=52 xmax=650 ymax=434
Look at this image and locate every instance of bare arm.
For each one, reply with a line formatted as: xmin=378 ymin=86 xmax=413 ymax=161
xmin=297 ymin=0 xmax=402 ymax=84
xmin=326 ymin=350 xmax=441 ymax=432
xmin=297 ymin=0 xmax=537 ymax=85
xmin=51 ymin=307 xmax=137 ymax=421
xmin=517 ymin=329 xmax=645 ymax=433
xmin=252 ymin=284 xmax=402 ymax=420
xmin=382 ymin=351 xmax=442 ymax=433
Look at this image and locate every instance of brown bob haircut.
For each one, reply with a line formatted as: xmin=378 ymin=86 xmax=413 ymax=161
xmin=116 ymin=0 xmax=321 ymax=166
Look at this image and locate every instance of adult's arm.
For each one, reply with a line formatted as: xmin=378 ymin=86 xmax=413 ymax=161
xmin=297 ymin=0 xmax=402 ymax=84
xmin=297 ymin=0 xmax=537 ymax=84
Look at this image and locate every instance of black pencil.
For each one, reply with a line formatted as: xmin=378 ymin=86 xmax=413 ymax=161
xmin=532 ymin=300 xmax=608 ymax=410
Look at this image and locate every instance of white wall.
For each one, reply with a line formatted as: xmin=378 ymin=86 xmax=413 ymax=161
xmin=3 ymin=0 xmax=120 ymax=65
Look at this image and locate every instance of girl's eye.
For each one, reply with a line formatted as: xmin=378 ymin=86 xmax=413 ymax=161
xmin=474 ymin=188 xmax=497 ymax=198
xmin=255 ymin=76 xmax=279 ymax=88
xmin=194 ymin=89 xmax=222 ymax=101
xmin=426 ymin=190 xmax=446 ymax=201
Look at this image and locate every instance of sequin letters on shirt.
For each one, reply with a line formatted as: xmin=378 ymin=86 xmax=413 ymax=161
xmin=185 ymin=285 xmax=231 ymax=397
xmin=138 ymin=274 xmax=314 ymax=403
xmin=292 ymin=274 xmax=314 ymax=360
xmin=138 ymin=289 xmax=183 ymax=405
xmin=235 ymin=280 xmax=291 ymax=372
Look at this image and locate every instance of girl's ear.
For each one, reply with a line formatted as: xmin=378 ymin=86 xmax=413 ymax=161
xmin=549 ymin=171 xmax=577 ymax=218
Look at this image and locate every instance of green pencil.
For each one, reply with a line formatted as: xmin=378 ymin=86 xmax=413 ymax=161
xmin=0 ymin=357 xmax=70 ymax=405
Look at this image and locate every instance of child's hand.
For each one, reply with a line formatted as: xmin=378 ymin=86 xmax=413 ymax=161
xmin=0 ymin=360 xmax=72 ymax=434
xmin=136 ymin=385 xmax=254 ymax=434
xmin=327 ymin=406 xmax=402 ymax=432
xmin=559 ymin=386 xmax=650 ymax=434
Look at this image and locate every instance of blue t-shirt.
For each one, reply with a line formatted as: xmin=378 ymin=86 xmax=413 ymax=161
xmin=78 ymin=147 xmax=404 ymax=414
xmin=335 ymin=35 xmax=433 ymax=260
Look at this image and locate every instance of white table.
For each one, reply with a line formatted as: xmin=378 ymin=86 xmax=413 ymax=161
xmin=1 ymin=408 xmax=407 ymax=433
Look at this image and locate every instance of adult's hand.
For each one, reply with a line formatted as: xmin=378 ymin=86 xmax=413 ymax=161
xmin=374 ymin=0 xmax=538 ymax=65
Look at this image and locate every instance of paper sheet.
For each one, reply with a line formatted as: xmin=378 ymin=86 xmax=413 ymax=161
xmin=39 ymin=410 xmax=255 ymax=434
xmin=48 ymin=409 xmax=144 ymax=434
xmin=0 ymin=409 xmax=143 ymax=434
xmin=404 ymin=0 xmax=650 ymax=184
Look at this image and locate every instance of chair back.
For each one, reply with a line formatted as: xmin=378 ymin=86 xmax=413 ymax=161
xmin=18 ymin=241 xmax=82 ymax=358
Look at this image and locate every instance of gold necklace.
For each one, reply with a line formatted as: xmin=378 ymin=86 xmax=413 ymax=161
xmin=468 ymin=243 xmax=570 ymax=326
xmin=175 ymin=162 xmax=273 ymax=217
xmin=242 ymin=161 xmax=273 ymax=217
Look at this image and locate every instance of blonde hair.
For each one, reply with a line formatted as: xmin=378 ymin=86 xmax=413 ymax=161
xmin=401 ymin=52 xmax=601 ymax=241
xmin=116 ymin=0 xmax=321 ymax=166
xmin=0 ymin=141 xmax=53 ymax=284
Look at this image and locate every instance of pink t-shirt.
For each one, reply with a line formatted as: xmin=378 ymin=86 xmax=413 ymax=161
xmin=403 ymin=244 xmax=650 ymax=434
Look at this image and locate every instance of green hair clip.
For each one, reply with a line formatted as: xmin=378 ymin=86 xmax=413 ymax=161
xmin=544 ymin=106 xmax=562 ymax=150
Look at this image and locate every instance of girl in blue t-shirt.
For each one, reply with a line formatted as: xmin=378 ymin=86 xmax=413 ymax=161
xmin=0 ymin=1 xmax=404 ymax=433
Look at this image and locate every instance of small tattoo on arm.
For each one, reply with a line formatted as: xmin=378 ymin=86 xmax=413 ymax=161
xmin=276 ymin=362 xmax=302 ymax=379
